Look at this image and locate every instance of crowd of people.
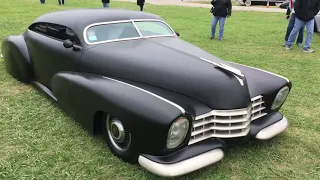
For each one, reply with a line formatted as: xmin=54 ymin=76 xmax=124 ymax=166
xmin=284 ymin=0 xmax=320 ymax=52
xmin=39 ymin=0 xmax=319 ymax=52
xmin=39 ymin=0 xmax=146 ymax=11
xmin=209 ymin=0 xmax=319 ymax=52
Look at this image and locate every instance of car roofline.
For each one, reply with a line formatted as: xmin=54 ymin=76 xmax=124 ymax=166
xmin=83 ymin=19 xmax=177 ymax=45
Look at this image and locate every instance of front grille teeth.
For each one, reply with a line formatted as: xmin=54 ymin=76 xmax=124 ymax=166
xmin=251 ymin=95 xmax=267 ymax=121
xmin=189 ymin=95 xmax=267 ymax=145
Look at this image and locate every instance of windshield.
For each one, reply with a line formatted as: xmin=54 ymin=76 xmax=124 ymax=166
xmin=84 ymin=20 xmax=175 ymax=44
xmin=134 ymin=21 xmax=174 ymax=37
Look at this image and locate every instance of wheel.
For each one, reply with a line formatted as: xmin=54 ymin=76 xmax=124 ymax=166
xmin=103 ymin=114 xmax=138 ymax=163
xmin=245 ymin=0 xmax=251 ymax=6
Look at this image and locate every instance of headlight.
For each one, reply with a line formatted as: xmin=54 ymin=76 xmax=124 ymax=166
xmin=167 ymin=117 xmax=189 ymax=149
xmin=271 ymin=86 xmax=290 ymax=110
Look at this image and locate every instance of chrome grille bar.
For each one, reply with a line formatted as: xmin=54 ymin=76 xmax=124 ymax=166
xmin=251 ymin=95 xmax=267 ymax=121
xmin=189 ymin=95 xmax=268 ymax=145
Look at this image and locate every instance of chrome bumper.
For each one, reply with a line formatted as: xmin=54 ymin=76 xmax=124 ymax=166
xmin=255 ymin=116 xmax=289 ymax=140
xmin=138 ymin=114 xmax=288 ymax=177
xmin=138 ymin=149 xmax=224 ymax=177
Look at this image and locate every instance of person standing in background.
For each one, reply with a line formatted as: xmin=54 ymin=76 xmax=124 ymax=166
xmin=102 ymin=0 xmax=110 ymax=8
xmin=137 ymin=0 xmax=145 ymax=11
xmin=58 ymin=0 xmax=65 ymax=5
xmin=285 ymin=0 xmax=320 ymax=52
xmin=40 ymin=0 xmax=45 ymax=4
xmin=210 ymin=0 xmax=232 ymax=41
xmin=283 ymin=0 xmax=304 ymax=47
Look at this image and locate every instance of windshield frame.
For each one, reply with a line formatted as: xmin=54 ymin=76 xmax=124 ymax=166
xmin=83 ymin=19 xmax=177 ymax=45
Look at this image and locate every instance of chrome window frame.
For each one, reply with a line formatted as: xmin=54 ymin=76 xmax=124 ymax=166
xmin=83 ymin=19 xmax=177 ymax=45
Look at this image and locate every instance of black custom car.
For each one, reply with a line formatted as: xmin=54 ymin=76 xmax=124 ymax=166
xmin=1 ymin=9 xmax=292 ymax=177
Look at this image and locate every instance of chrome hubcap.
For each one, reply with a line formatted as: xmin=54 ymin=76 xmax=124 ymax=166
xmin=110 ymin=119 xmax=125 ymax=143
xmin=106 ymin=115 xmax=131 ymax=152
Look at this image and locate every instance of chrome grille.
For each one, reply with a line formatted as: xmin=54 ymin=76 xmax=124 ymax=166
xmin=189 ymin=95 xmax=267 ymax=145
xmin=251 ymin=95 xmax=267 ymax=121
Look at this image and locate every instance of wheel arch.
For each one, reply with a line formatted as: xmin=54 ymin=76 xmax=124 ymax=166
xmin=1 ymin=34 xmax=33 ymax=82
xmin=51 ymin=71 xmax=185 ymax=154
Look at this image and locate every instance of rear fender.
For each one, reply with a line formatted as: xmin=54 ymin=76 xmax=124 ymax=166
xmin=1 ymin=35 xmax=32 ymax=82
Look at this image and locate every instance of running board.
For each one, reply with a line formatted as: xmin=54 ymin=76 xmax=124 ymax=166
xmin=31 ymin=81 xmax=57 ymax=101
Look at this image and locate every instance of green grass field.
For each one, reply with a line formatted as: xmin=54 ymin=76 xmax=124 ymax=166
xmin=1 ymin=0 xmax=320 ymax=179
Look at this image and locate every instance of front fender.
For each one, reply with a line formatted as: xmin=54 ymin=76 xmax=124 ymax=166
xmin=227 ymin=62 xmax=292 ymax=111
xmin=51 ymin=72 xmax=186 ymax=154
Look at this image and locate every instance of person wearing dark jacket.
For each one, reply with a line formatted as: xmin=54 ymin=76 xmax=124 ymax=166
xmin=283 ymin=0 xmax=304 ymax=47
xmin=58 ymin=0 xmax=64 ymax=5
xmin=210 ymin=0 xmax=232 ymax=41
xmin=102 ymin=0 xmax=110 ymax=8
xmin=40 ymin=0 xmax=45 ymax=4
xmin=285 ymin=0 xmax=320 ymax=52
xmin=137 ymin=0 xmax=145 ymax=11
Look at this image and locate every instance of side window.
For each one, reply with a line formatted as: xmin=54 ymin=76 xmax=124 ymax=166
xmin=29 ymin=23 xmax=47 ymax=34
xmin=29 ymin=23 xmax=81 ymax=46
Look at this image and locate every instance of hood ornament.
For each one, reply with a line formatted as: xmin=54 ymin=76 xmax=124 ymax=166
xmin=199 ymin=57 xmax=245 ymax=86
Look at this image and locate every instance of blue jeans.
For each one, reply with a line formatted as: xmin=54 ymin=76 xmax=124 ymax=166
xmin=285 ymin=14 xmax=304 ymax=44
xmin=287 ymin=18 xmax=314 ymax=49
xmin=103 ymin=3 xmax=109 ymax=8
xmin=211 ymin=16 xmax=226 ymax=39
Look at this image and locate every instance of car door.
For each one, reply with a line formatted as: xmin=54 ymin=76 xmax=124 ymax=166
xmin=25 ymin=23 xmax=82 ymax=89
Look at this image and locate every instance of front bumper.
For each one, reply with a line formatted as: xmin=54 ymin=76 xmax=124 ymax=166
xmin=138 ymin=112 xmax=289 ymax=177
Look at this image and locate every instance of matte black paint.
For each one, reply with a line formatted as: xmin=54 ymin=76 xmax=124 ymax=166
xmin=51 ymin=72 xmax=185 ymax=154
xmin=1 ymin=35 xmax=32 ymax=82
xmin=2 ymin=9 xmax=292 ymax=161
xmin=80 ymin=37 xmax=252 ymax=111
xmin=32 ymin=9 xmax=164 ymax=46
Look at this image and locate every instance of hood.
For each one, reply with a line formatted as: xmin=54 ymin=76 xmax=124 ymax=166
xmin=81 ymin=37 xmax=251 ymax=110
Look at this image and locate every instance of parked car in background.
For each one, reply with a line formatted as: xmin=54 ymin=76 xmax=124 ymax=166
xmin=238 ymin=0 xmax=285 ymax=6
xmin=1 ymin=9 xmax=292 ymax=177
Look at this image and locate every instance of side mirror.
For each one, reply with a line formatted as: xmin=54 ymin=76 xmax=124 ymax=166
xmin=63 ymin=39 xmax=73 ymax=48
xmin=175 ymin=32 xmax=180 ymax=37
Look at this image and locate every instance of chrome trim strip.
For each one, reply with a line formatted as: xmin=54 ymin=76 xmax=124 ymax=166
xmin=228 ymin=61 xmax=290 ymax=83
xmin=199 ymin=57 xmax=245 ymax=86
xmin=138 ymin=149 xmax=224 ymax=177
xmin=255 ymin=117 xmax=289 ymax=140
xmin=131 ymin=21 xmax=142 ymax=37
xmin=191 ymin=121 xmax=251 ymax=136
xmin=102 ymin=76 xmax=185 ymax=114
xmin=251 ymin=95 xmax=263 ymax=101
xmin=195 ymin=107 xmax=250 ymax=120
xmin=189 ymin=127 xmax=250 ymax=145
xmin=252 ymin=106 xmax=266 ymax=114
xmin=83 ymin=19 xmax=176 ymax=45
xmin=251 ymin=113 xmax=268 ymax=121
xmin=193 ymin=116 xmax=249 ymax=128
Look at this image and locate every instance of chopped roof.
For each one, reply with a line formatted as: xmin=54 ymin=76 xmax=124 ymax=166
xmin=32 ymin=8 xmax=164 ymax=36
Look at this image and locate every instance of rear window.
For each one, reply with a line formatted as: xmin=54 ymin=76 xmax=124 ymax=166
xmin=85 ymin=22 xmax=140 ymax=43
